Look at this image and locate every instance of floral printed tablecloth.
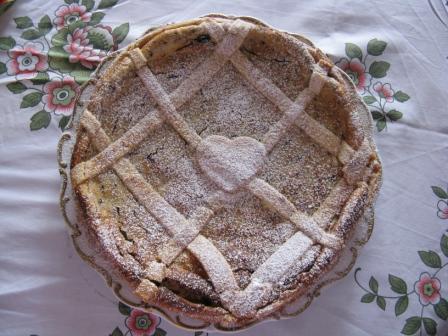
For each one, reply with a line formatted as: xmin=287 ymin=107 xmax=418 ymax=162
xmin=1 ymin=1 xmax=447 ymax=335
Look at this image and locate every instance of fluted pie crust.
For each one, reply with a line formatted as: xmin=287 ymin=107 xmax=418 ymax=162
xmin=70 ymin=15 xmax=382 ymax=329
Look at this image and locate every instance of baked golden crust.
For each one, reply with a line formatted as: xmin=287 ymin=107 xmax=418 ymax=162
xmin=70 ymin=15 xmax=382 ymax=329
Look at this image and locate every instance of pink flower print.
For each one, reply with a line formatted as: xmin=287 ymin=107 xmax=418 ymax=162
xmin=414 ymin=272 xmax=441 ymax=306
xmin=373 ymin=82 xmax=394 ymax=103
xmin=63 ymin=27 xmax=107 ymax=69
xmin=125 ymin=309 xmax=160 ymax=336
xmin=54 ymin=3 xmax=91 ymax=30
xmin=42 ymin=76 xmax=79 ymax=116
xmin=335 ymin=57 xmax=371 ymax=94
xmin=6 ymin=42 xmax=48 ymax=79
xmin=437 ymin=200 xmax=448 ymax=219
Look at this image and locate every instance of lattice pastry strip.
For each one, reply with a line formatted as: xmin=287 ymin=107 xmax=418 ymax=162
xmin=129 ymin=48 xmax=202 ymax=148
xmin=247 ymin=178 xmax=341 ymax=248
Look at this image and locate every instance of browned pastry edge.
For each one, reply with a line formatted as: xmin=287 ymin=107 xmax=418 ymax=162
xmin=69 ymin=15 xmax=383 ymax=330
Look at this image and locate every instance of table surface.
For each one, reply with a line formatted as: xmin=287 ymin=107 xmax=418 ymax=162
xmin=1 ymin=1 xmax=448 ymax=335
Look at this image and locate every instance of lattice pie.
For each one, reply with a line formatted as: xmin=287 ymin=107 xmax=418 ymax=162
xmin=70 ymin=15 xmax=382 ymax=329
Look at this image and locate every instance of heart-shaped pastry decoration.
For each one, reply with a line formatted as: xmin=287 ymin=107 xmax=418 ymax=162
xmin=196 ymin=135 xmax=267 ymax=192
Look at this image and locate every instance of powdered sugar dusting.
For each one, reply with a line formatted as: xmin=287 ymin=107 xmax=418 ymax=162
xmin=70 ymin=15 xmax=382 ymax=327
xmin=252 ymin=232 xmax=312 ymax=282
xmin=196 ymin=135 xmax=266 ymax=192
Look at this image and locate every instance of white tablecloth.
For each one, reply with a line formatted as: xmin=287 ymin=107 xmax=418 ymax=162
xmin=1 ymin=1 xmax=448 ymax=335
